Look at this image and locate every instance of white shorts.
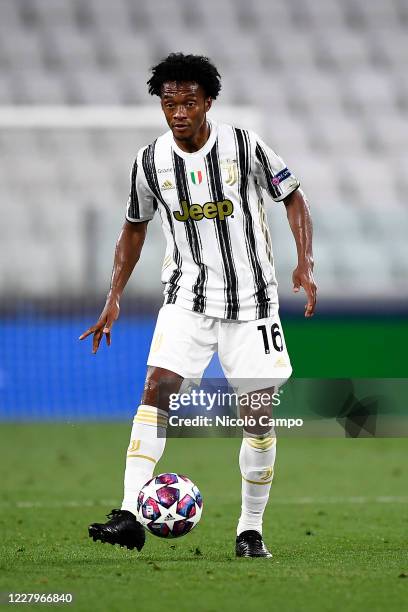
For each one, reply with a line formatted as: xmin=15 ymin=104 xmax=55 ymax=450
xmin=147 ymin=304 xmax=292 ymax=394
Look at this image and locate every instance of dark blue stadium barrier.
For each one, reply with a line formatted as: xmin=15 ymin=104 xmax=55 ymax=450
xmin=0 ymin=316 xmax=224 ymax=421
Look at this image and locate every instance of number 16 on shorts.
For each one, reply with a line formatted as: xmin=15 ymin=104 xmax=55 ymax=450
xmin=257 ymin=323 xmax=284 ymax=355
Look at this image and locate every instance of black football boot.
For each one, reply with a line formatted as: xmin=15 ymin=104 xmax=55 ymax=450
xmin=88 ymin=509 xmax=145 ymax=551
xmin=236 ymin=530 xmax=272 ymax=558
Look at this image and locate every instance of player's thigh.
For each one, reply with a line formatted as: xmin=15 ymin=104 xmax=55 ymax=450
xmin=218 ymin=311 xmax=292 ymax=394
xmin=147 ymin=304 xmax=217 ymax=382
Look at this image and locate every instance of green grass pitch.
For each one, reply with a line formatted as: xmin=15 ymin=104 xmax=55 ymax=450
xmin=0 ymin=424 xmax=407 ymax=611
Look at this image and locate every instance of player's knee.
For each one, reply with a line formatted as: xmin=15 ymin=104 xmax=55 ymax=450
xmin=142 ymin=366 xmax=183 ymax=411
xmin=240 ymin=389 xmax=276 ymax=435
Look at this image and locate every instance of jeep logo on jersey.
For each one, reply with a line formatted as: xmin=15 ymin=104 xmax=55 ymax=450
xmin=190 ymin=170 xmax=203 ymax=185
xmin=173 ymin=199 xmax=234 ymax=222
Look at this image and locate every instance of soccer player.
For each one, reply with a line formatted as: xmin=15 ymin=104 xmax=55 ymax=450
xmin=80 ymin=53 xmax=316 ymax=558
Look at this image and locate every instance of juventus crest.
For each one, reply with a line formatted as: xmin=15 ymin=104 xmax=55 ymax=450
xmin=221 ymin=159 xmax=238 ymax=186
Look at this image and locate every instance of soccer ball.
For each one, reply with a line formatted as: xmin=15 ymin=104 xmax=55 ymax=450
xmin=136 ymin=473 xmax=203 ymax=538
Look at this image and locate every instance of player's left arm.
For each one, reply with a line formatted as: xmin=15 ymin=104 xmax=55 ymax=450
xmin=250 ymin=131 xmax=317 ymax=317
xmin=284 ymin=188 xmax=317 ymax=317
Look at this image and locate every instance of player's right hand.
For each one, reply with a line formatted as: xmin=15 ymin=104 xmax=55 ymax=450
xmin=79 ymin=297 xmax=120 ymax=353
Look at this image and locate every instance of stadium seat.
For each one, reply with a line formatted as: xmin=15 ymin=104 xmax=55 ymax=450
xmin=0 ymin=75 xmax=14 ymax=104
xmin=343 ymin=70 xmax=396 ymax=114
xmin=298 ymin=0 xmax=345 ymax=27
xmin=306 ymin=113 xmax=365 ymax=154
xmin=23 ymin=0 xmax=76 ymax=27
xmin=315 ymin=28 xmax=371 ymax=71
xmin=12 ymin=68 xmax=68 ymax=104
xmin=0 ymin=28 xmax=44 ymax=71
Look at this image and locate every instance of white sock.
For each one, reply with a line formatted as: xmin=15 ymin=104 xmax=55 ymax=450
xmin=237 ymin=430 xmax=277 ymax=536
xmin=121 ymin=405 xmax=168 ymax=516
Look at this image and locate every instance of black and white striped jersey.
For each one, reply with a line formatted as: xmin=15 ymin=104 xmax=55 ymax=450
xmin=126 ymin=119 xmax=300 ymax=321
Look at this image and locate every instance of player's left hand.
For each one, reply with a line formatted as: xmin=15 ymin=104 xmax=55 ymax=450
xmin=292 ymin=264 xmax=317 ymax=317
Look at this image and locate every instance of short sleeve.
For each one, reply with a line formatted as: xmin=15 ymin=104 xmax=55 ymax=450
xmin=126 ymin=150 xmax=156 ymax=223
xmin=252 ymin=133 xmax=300 ymax=202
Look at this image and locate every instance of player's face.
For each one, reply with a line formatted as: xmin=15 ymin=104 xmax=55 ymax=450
xmin=161 ymin=82 xmax=212 ymax=142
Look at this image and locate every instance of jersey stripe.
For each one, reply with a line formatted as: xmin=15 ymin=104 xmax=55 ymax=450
xmin=142 ymin=142 xmax=182 ymax=305
xmin=234 ymin=128 xmax=270 ymax=319
xmin=206 ymin=139 xmax=239 ymax=320
xmin=172 ymin=151 xmax=207 ymax=313
xmin=255 ymin=142 xmax=282 ymax=200
xmin=129 ymin=159 xmax=140 ymax=219
xmin=257 ymin=196 xmax=274 ymax=266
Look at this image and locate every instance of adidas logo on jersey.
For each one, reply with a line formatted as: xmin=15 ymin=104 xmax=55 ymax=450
xmin=161 ymin=179 xmax=175 ymax=190
xmin=173 ymin=199 xmax=234 ymax=222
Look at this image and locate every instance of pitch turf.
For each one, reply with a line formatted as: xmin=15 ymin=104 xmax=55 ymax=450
xmin=0 ymin=424 xmax=407 ymax=612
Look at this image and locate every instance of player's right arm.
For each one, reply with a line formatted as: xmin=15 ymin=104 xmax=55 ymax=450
xmin=79 ymin=220 xmax=148 ymax=353
xmin=80 ymin=150 xmax=156 ymax=353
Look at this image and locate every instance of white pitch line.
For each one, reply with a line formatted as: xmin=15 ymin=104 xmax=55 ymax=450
xmin=0 ymin=496 xmax=407 ymax=510
xmin=0 ymin=499 xmax=118 ymax=509
xmin=272 ymin=496 xmax=408 ymax=505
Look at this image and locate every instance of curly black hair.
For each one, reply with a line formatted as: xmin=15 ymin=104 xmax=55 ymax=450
xmin=147 ymin=52 xmax=221 ymax=99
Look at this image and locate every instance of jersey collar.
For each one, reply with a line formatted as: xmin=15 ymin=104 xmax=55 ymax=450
xmin=171 ymin=119 xmax=218 ymax=159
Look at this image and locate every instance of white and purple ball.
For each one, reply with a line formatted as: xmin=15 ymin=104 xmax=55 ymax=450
xmin=136 ymin=473 xmax=203 ymax=538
